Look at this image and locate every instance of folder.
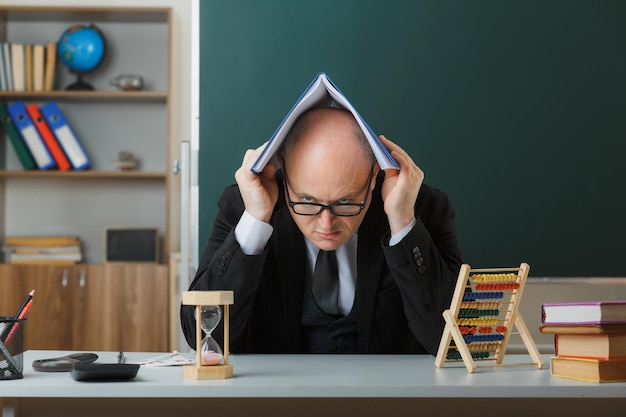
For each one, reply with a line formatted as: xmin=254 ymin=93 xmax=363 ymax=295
xmin=7 ymin=101 xmax=55 ymax=170
xmin=0 ymin=103 xmax=37 ymax=170
xmin=26 ymin=103 xmax=72 ymax=171
xmin=39 ymin=101 xmax=91 ymax=170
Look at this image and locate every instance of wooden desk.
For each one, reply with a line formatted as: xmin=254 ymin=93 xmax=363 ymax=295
xmin=1 ymin=350 xmax=625 ymax=417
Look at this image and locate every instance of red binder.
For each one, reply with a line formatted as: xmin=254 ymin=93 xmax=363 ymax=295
xmin=26 ymin=103 xmax=71 ymax=171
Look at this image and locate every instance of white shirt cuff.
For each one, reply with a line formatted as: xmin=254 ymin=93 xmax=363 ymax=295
xmin=235 ymin=210 xmax=274 ymax=255
xmin=388 ymin=218 xmax=416 ymax=246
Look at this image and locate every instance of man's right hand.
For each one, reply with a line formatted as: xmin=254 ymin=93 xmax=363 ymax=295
xmin=234 ymin=143 xmax=279 ymax=223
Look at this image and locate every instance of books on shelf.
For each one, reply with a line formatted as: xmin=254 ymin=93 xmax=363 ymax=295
xmin=250 ymin=72 xmax=399 ymax=174
xmin=541 ymin=300 xmax=626 ymax=325
xmin=541 ymin=300 xmax=626 ymax=382
xmin=0 ymin=42 xmax=55 ymax=92
xmin=2 ymin=235 xmax=82 ymax=264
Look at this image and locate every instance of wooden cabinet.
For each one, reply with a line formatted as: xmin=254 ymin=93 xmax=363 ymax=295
xmin=0 ymin=6 xmax=174 ymax=351
xmin=0 ymin=263 xmax=168 ymax=352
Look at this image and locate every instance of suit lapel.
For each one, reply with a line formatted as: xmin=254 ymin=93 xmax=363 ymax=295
xmin=356 ymin=182 xmax=388 ymax=352
xmin=273 ymin=203 xmax=306 ymax=351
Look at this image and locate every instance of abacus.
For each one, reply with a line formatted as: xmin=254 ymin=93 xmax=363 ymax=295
xmin=435 ymin=263 xmax=543 ymax=373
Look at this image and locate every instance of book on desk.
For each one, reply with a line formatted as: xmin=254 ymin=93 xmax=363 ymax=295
xmin=541 ymin=300 xmax=626 ymax=382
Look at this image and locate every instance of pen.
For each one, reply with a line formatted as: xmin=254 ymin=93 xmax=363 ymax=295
xmin=14 ymin=289 xmax=35 ymax=319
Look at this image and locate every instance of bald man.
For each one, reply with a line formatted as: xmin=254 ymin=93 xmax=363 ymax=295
xmin=180 ymin=107 xmax=462 ymax=355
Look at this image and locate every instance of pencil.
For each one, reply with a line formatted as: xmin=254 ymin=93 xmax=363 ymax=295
xmin=3 ymin=299 xmax=33 ymax=345
xmin=0 ymin=289 xmax=34 ymax=342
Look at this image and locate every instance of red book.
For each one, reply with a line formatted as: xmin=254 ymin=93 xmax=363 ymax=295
xmin=26 ymin=103 xmax=71 ymax=171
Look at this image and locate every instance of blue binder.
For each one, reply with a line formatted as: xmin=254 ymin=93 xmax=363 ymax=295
xmin=7 ymin=100 xmax=55 ymax=170
xmin=39 ymin=101 xmax=91 ymax=171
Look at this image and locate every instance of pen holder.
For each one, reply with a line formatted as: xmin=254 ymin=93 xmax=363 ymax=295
xmin=0 ymin=317 xmax=26 ymax=380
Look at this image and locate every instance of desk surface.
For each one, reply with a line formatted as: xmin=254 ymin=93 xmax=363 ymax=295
xmin=3 ymin=350 xmax=626 ymax=399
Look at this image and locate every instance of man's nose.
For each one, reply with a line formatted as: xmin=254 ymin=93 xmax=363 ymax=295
xmin=317 ymin=208 xmax=336 ymax=228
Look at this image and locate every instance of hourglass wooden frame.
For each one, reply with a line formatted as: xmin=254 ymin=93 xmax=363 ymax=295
xmin=435 ymin=263 xmax=544 ymax=373
xmin=182 ymin=290 xmax=234 ymax=379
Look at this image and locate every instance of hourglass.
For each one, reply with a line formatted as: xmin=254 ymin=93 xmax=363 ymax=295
xmin=200 ymin=305 xmax=223 ymax=365
xmin=182 ymin=291 xmax=234 ymax=379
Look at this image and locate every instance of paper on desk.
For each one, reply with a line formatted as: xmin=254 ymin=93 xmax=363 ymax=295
xmin=128 ymin=351 xmax=195 ymax=367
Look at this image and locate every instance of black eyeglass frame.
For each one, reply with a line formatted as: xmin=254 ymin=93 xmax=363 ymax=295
xmin=282 ymin=163 xmax=375 ymax=217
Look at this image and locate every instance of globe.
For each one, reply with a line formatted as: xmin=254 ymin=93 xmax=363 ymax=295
xmin=57 ymin=24 xmax=106 ymax=90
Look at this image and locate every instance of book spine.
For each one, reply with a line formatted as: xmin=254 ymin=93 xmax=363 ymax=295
xmin=11 ymin=43 xmax=24 ymax=92
xmin=44 ymin=42 xmax=56 ymax=91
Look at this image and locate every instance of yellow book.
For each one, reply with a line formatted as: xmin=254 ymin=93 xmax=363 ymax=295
xmin=550 ymin=356 xmax=626 ymax=383
xmin=44 ymin=42 xmax=56 ymax=91
xmin=3 ymin=236 xmax=81 ymax=248
xmin=25 ymin=44 xmax=33 ymax=91
xmin=32 ymin=44 xmax=45 ymax=91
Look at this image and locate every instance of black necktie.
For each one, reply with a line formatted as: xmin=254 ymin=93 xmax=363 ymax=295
xmin=312 ymin=250 xmax=339 ymax=316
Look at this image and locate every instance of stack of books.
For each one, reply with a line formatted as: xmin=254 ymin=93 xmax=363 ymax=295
xmin=2 ymin=236 xmax=82 ymax=265
xmin=0 ymin=41 xmax=57 ymax=92
xmin=540 ymin=300 xmax=626 ymax=382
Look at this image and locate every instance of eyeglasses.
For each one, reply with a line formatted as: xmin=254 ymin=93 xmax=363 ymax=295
xmin=283 ymin=163 xmax=374 ymax=217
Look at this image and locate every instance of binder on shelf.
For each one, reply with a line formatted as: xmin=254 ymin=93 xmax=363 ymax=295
xmin=11 ymin=43 xmax=25 ymax=92
xmin=7 ymin=100 xmax=55 ymax=170
xmin=39 ymin=101 xmax=91 ymax=170
xmin=26 ymin=103 xmax=71 ymax=171
xmin=0 ymin=102 xmax=37 ymax=170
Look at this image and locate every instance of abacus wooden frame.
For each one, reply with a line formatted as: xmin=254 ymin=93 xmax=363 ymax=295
xmin=434 ymin=263 xmax=544 ymax=373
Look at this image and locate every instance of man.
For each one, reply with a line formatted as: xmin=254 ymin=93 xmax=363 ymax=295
xmin=181 ymin=107 xmax=462 ymax=355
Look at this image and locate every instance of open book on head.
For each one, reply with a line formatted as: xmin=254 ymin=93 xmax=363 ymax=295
xmin=250 ymin=72 xmax=400 ymax=174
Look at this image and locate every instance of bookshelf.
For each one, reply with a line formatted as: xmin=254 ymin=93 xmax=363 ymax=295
xmin=0 ymin=6 xmax=174 ymax=352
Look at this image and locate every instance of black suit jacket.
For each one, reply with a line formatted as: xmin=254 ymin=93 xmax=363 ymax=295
xmin=181 ymin=171 xmax=462 ymax=355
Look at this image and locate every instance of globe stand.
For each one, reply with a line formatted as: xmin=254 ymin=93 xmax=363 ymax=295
xmin=65 ymin=72 xmax=94 ymax=91
xmin=182 ymin=291 xmax=234 ymax=380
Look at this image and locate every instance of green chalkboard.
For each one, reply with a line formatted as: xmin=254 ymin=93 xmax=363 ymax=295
xmin=199 ymin=1 xmax=626 ymax=277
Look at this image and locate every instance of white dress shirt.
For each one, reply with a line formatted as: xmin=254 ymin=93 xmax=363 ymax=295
xmin=235 ymin=210 xmax=415 ymax=315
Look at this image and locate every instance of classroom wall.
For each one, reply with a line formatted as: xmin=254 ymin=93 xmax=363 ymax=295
xmin=198 ymin=1 xmax=626 ymax=277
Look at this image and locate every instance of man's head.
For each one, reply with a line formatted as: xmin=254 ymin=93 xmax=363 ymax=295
xmin=280 ymin=107 xmax=378 ymax=251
